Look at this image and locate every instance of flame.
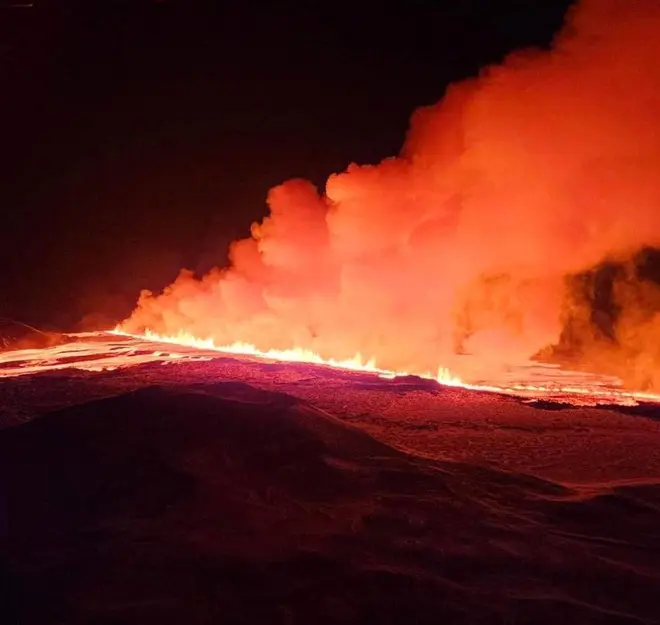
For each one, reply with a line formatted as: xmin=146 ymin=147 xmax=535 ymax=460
xmin=0 ymin=327 xmax=659 ymax=406
xmin=112 ymin=327 xmax=660 ymax=406
xmin=111 ymin=327 xmax=465 ymax=386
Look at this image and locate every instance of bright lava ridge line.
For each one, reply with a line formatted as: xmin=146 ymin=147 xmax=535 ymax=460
xmin=112 ymin=328 xmax=660 ymax=407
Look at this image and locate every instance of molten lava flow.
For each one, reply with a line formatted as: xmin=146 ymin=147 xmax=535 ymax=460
xmin=111 ymin=328 xmax=660 ymax=407
xmin=112 ymin=328 xmax=464 ymax=385
xmin=1 ymin=329 xmax=660 ymax=406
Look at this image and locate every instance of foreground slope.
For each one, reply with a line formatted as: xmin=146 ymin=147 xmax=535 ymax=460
xmin=2 ymin=379 xmax=660 ymax=624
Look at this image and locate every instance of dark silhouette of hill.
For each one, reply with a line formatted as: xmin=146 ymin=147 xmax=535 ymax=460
xmin=2 ymin=382 xmax=660 ymax=624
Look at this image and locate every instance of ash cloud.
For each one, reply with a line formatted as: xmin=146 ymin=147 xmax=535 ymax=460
xmin=120 ymin=0 xmax=660 ymax=385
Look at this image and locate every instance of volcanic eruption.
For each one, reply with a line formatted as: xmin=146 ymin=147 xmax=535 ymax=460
xmin=118 ymin=0 xmax=660 ymax=390
xmin=7 ymin=7 xmax=660 ymax=623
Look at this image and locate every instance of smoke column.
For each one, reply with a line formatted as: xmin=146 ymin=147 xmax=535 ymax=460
xmin=120 ymin=0 xmax=660 ymax=384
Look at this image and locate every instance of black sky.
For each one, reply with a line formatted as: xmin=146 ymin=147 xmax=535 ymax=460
xmin=0 ymin=0 xmax=572 ymax=329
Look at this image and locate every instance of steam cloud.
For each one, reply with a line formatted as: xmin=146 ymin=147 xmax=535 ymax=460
xmin=120 ymin=0 xmax=660 ymax=385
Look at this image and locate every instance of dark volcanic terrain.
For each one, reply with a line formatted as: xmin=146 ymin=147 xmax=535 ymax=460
xmin=2 ymin=338 xmax=660 ymax=624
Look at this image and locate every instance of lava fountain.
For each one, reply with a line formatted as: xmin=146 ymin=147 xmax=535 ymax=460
xmin=114 ymin=0 xmax=660 ymax=393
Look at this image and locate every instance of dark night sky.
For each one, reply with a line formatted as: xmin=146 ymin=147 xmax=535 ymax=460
xmin=0 ymin=0 xmax=572 ymax=329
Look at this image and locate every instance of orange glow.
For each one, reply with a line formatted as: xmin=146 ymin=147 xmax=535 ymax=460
xmin=116 ymin=0 xmax=660 ymax=393
xmin=1 ymin=330 xmax=659 ymax=407
xmin=112 ymin=327 xmax=464 ymax=385
xmin=111 ymin=328 xmax=660 ymax=407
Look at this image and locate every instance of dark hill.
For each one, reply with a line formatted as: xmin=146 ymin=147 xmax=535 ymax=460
xmin=1 ymin=383 xmax=659 ymax=624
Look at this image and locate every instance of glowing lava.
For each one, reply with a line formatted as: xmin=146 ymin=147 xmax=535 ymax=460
xmin=112 ymin=328 xmax=464 ymax=384
xmin=112 ymin=328 xmax=660 ymax=407
xmin=1 ymin=328 xmax=659 ymax=407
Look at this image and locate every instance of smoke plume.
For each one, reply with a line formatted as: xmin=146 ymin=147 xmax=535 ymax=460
xmin=120 ymin=0 xmax=660 ymax=385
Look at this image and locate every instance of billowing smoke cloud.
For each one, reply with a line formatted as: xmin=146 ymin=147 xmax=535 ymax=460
xmin=120 ymin=0 xmax=660 ymax=384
